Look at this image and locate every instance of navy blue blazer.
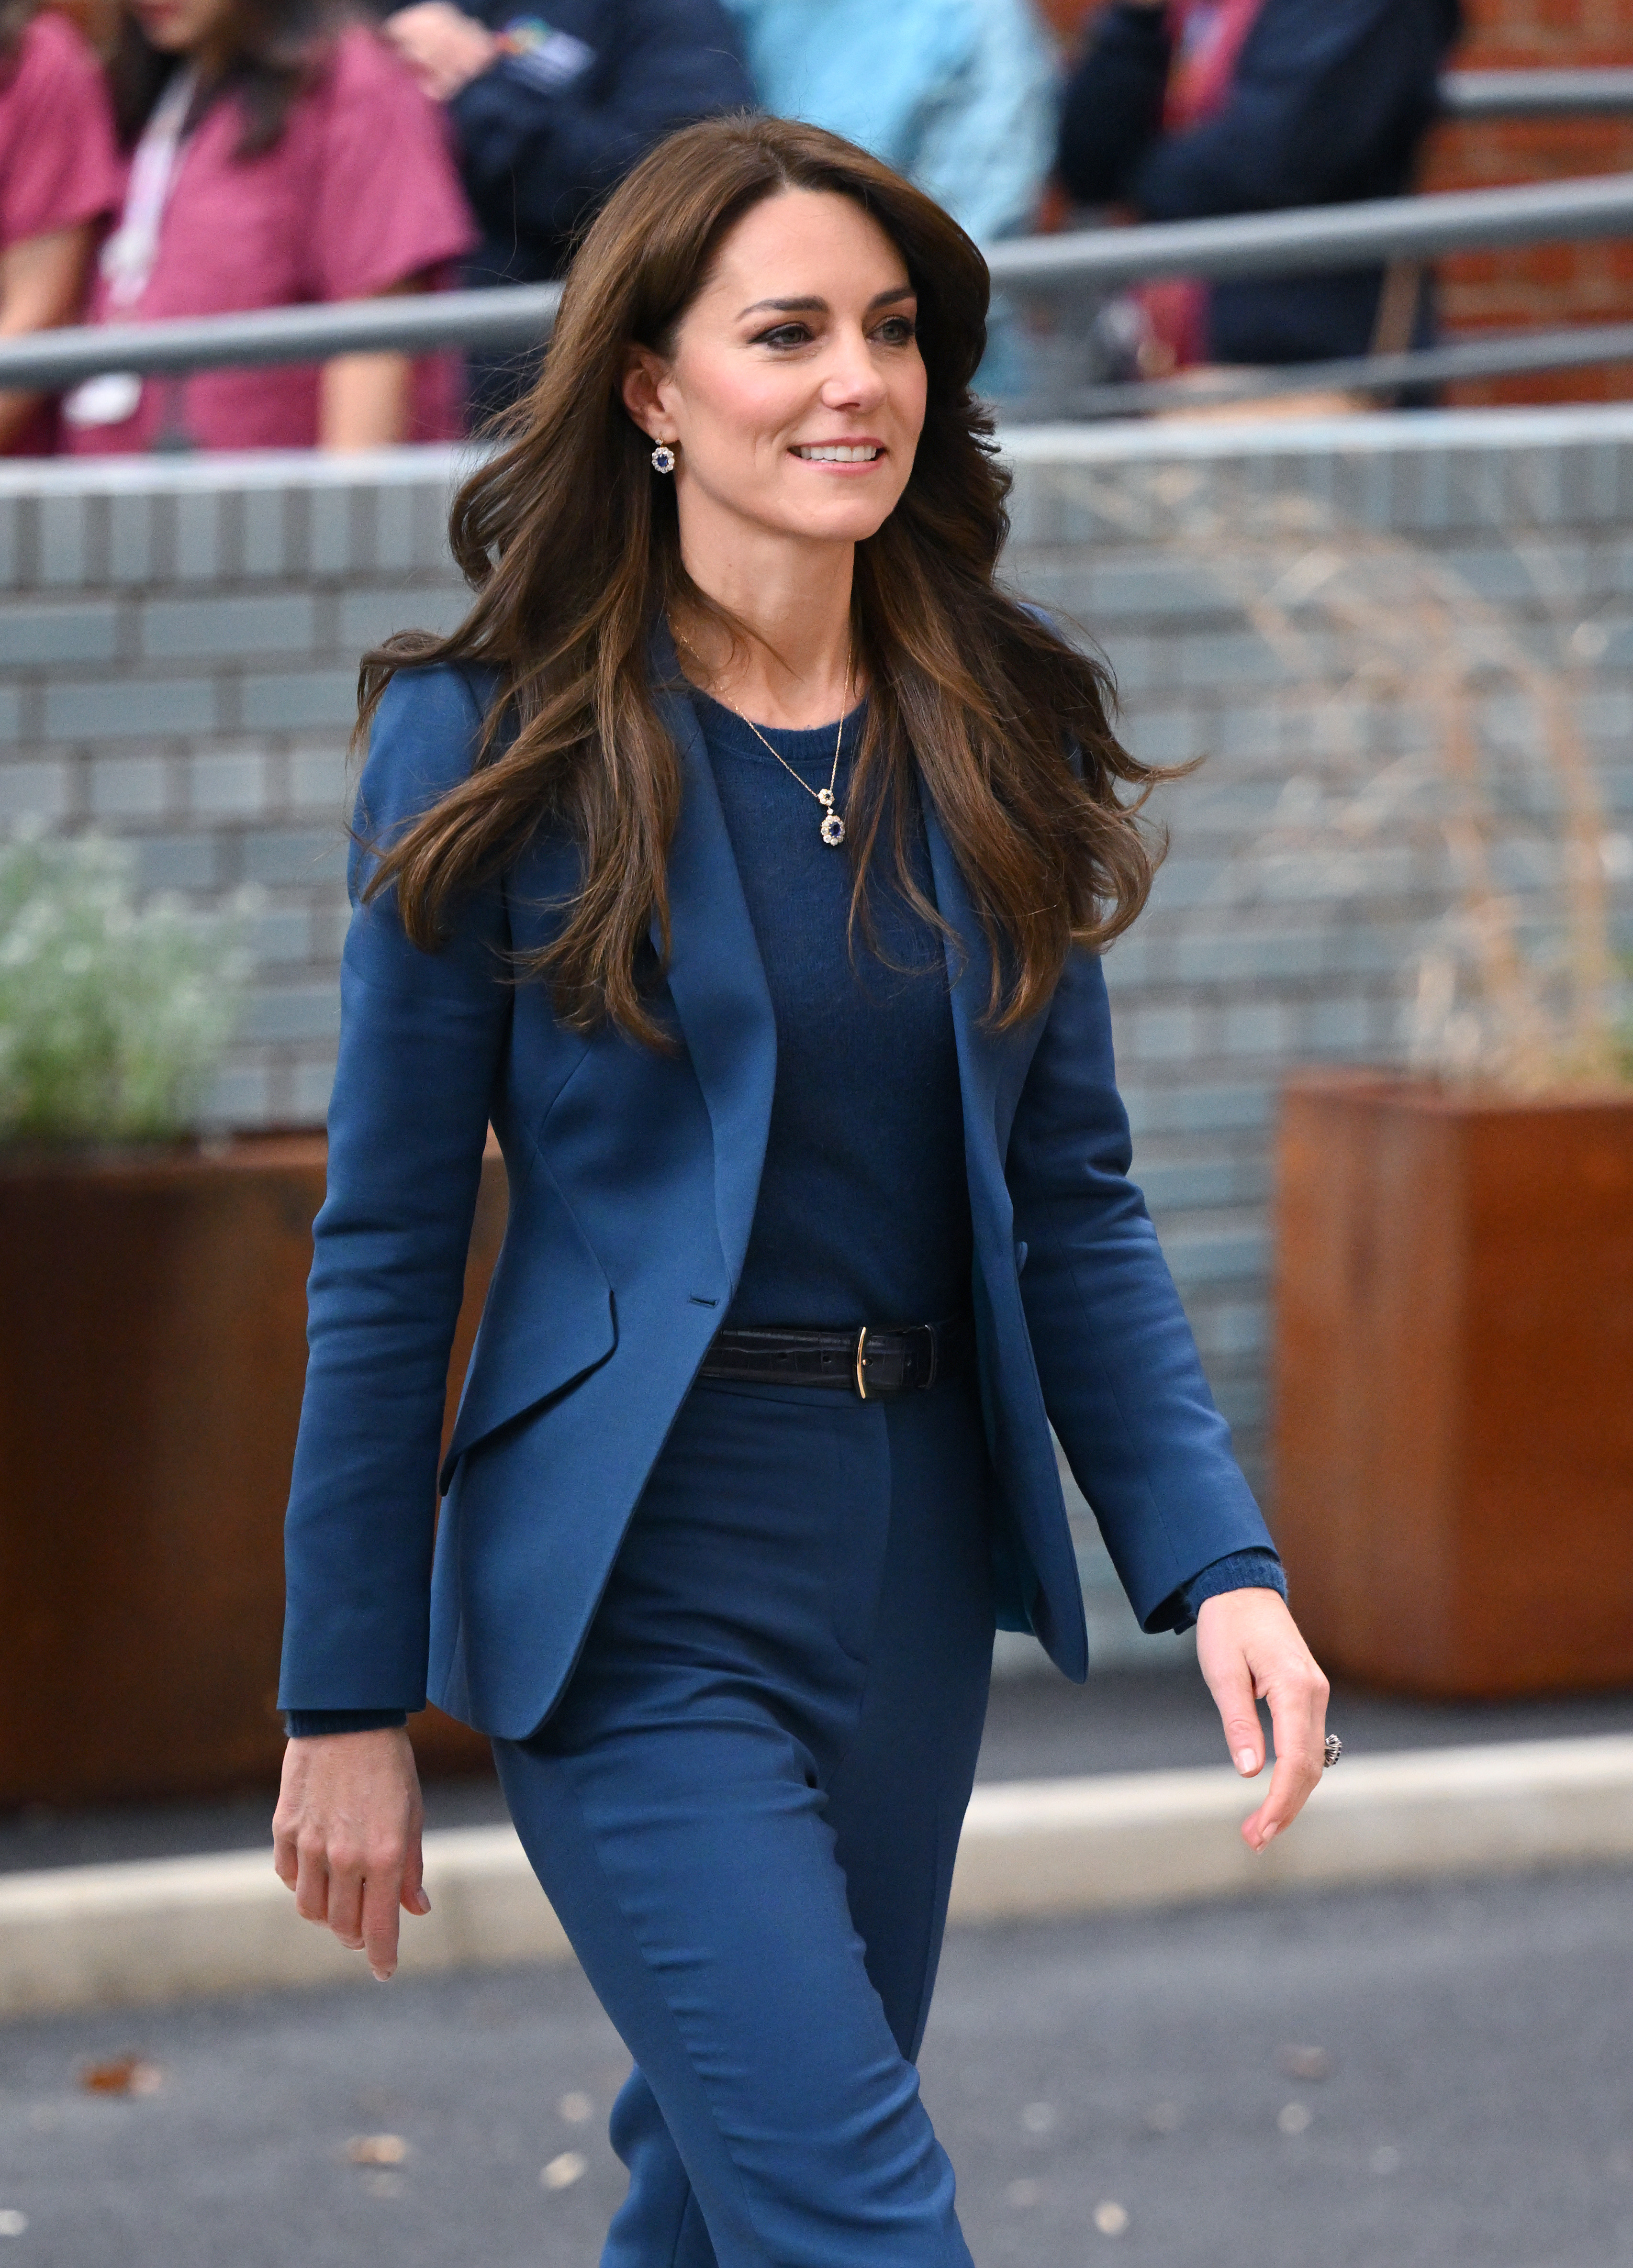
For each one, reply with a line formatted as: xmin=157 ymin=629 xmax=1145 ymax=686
xmin=278 ymin=661 xmax=1273 ymax=1739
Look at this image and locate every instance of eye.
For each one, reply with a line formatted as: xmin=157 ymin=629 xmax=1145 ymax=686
xmin=751 ymin=322 xmax=815 ymax=350
xmin=872 ymin=315 xmax=917 ymax=346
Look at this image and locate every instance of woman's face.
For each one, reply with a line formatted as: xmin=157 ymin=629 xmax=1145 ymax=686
xmin=624 ymin=189 xmax=928 ymax=553
xmin=128 ymin=0 xmax=234 ymax=58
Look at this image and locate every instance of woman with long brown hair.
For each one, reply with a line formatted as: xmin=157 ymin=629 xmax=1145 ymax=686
xmin=273 ymin=112 xmax=1331 ymax=2264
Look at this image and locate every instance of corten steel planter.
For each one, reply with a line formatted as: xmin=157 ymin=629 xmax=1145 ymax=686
xmin=0 ymin=1134 xmax=506 ymax=1809
xmin=1273 ymin=1071 xmax=1633 ymax=1698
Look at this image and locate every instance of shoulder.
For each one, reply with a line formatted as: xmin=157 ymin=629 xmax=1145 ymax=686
xmin=0 ymin=9 xmax=106 ymax=125
xmin=7 ymin=8 xmax=97 ymax=90
xmin=358 ymin=664 xmax=501 ymax=830
xmin=0 ymin=13 xmax=120 ymax=241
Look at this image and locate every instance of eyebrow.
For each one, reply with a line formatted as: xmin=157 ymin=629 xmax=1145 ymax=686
xmin=736 ymin=284 xmax=917 ymax=320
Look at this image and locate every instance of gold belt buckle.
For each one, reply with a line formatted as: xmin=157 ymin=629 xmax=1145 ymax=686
xmin=854 ymin=1325 xmax=870 ymax=1400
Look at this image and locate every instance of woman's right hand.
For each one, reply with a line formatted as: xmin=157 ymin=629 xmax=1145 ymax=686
xmin=272 ymin=1727 xmax=430 ymax=1980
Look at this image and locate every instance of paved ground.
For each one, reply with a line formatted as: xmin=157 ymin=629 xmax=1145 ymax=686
xmin=5 ymin=1660 xmax=1633 ymax=1874
xmin=3 ymin=1864 xmax=1632 ymax=2267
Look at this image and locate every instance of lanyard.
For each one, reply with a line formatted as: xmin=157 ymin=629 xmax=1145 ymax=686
xmin=100 ymin=65 xmax=199 ymax=311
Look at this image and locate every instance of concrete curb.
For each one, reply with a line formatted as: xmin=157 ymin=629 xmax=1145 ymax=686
xmin=4 ymin=1737 xmax=1631 ymax=2022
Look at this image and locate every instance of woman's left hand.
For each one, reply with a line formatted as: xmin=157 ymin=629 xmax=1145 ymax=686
xmin=1195 ymin=1588 xmax=1331 ymax=1854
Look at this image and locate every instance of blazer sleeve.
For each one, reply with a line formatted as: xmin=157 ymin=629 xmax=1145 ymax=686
xmin=450 ymin=0 xmax=753 ymax=257
xmin=1006 ymin=944 xmax=1275 ymax=1630
xmin=278 ymin=666 xmax=513 ymax=1714
xmin=1055 ymin=2 xmax=1172 ymax=211
xmin=1123 ymin=0 xmax=1451 ymax=222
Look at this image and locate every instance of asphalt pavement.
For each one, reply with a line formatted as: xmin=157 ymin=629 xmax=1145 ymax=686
xmin=3 ymin=1863 xmax=1632 ymax=2267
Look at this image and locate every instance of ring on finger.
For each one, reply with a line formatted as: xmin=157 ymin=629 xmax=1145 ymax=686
xmin=1323 ymin=1733 xmax=1343 ymax=1769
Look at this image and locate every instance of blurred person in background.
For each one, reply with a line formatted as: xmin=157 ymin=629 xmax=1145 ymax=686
xmin=721 ymin=0 xmax=1059 ymax=397
xmin=1057 ymin=0 xmax=1462 ymax=379
xmin=0 ymin=0 xmax=122 ymax=454
xmin=722 ymin=0 xmax=1057 ymax=251
xmin=380 ymin=0 xmax=753 ymax=414
xmin=64 ymin=0 xmax=477 ymax=454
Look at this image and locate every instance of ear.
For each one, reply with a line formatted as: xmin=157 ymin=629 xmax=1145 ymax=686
xmin=621 ymin=347 xmax=673 ymax=443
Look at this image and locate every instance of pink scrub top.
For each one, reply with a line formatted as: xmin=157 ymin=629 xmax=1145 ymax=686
xmin=69 ymin=25 xmax=478 ymax=455
xmin=0 ymin=9 xmax=122 ymax=456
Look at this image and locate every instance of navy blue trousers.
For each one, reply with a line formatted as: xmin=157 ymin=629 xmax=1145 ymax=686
xmin=493 ymin=1373 xmax=998 ymax=2268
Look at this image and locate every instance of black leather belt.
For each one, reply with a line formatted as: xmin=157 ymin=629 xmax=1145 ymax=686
xmin=698 ymin=1315 xmax=973 ymax=1400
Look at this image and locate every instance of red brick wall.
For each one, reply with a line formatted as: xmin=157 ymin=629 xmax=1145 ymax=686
xmin=1040 ymin=0 xmax=1633 ymax=404
xmin=1422 ymin=0 xmax=1633 ymax=403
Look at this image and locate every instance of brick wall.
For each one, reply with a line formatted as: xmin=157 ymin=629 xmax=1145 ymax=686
xmin=1424 ymin=0 xmax=1633 ymax=407
xmin=3 ymin=417 xmax=1630 ymax=1662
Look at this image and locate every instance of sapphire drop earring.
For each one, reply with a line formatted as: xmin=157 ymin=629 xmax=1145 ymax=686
xmin=651 ymin=442 xmax=676 ymax=474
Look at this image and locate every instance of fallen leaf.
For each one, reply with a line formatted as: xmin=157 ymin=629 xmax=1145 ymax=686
xmin=542 ymin=2151 xmax=587 ymax=2191
xmin=0 ymin=2211 xmax=27 ymax=2239
xmin=79 ymin=2057 xmax=162 ymax=2097
xmin=1278 ymin=2101 xmax=1313 ymax=2135
xmin=558 ymin=2091 xmax=594 ymax=2124
xmin=347 ymin=2135 xmax=411 ymax=2166
xmin=1278 ymin=2043 xmax=1331 ymax=2082
xmin=1094 ymin=2200 xmax=1130 ymax=2236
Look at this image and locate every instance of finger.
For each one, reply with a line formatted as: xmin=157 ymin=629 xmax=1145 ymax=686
xmin=326 ymin=1857 xmax=366 ymax=1952
xmin=1202 ymin=1646 xmax=1265 ymax=1779
xmin=1242 ymin=1678 xmax=1327 ymax=1849
xmin=271 ymin=1822 xmax=299 ymax=1892
xmin=400 ymin=1828 xmax=432 ymax=1919
xmin=362 ymin=1860 xmax=405 ymax=1981
xmin=1242 ymin=1742 xmax=1321 ymax=1849
xmin=293 ymin=1836 xmax=331 ymax=1926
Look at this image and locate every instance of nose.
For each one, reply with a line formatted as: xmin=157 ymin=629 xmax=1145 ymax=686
xmin=818 ymin=322 xmax=887 ymax=412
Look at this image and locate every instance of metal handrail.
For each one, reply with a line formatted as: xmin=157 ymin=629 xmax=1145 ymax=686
xmin=0 ymin=283 xmax=565 ymax=392
xmin=1440 ymin=67 xmax=1633 ymax=117
xmin=2 ymin=169 xmax=1633 ymax=392
xmin=1052 ymin=320 xmax=1633 ymax=419
xmin=984 ymin=171 xmax=1633 ymax=291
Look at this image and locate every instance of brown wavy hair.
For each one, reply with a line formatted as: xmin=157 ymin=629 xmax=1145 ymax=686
xmin=360 ymin=113 xmax=1172 ymax=1049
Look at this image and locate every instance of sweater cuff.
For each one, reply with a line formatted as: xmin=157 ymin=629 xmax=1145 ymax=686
xmin=1180 ymin=1547 xmax=1287 ymax=1628
xmin=1151 ymin=1547 xmax=1287 ymax=1634
xmin=284 ymin=1709 xmax=409 ymax=1738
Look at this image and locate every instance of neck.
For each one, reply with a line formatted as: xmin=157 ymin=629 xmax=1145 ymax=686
xmin=672 ymin=514 xmax=858 ymax=731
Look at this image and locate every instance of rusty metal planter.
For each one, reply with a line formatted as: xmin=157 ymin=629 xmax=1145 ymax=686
xmin=0 ymin=1134 xmax=504 ymax=1808
xmin=1273 ymin=1071 xmax=1633 ymax=1698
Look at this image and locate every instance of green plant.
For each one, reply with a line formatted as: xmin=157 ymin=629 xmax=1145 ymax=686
xmin=0 ymin=831 xmax=249 ymax=1145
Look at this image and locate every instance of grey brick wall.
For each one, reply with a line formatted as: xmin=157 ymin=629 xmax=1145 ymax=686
xmin=5 ymin=414 xmax=1631 ymax=1662
xmin=0 ymin=448 xmax=471 ymax=1128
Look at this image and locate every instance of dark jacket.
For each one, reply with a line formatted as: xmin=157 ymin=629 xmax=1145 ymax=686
xmin=449 ymin=0 xmax=753 ymax=289
xmin=1057 ymin=0 xmax=1463 ymax=367
xmin=277 ymin=657 xmax=1273 ymax=1739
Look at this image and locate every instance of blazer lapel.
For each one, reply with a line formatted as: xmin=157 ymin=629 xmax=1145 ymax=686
xmin=651 ymin=642 xmax=777 ymax=1286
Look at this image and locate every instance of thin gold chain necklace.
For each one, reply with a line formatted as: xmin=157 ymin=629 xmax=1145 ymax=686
xmin=711 ymin=647 xmax=854 ymax=849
